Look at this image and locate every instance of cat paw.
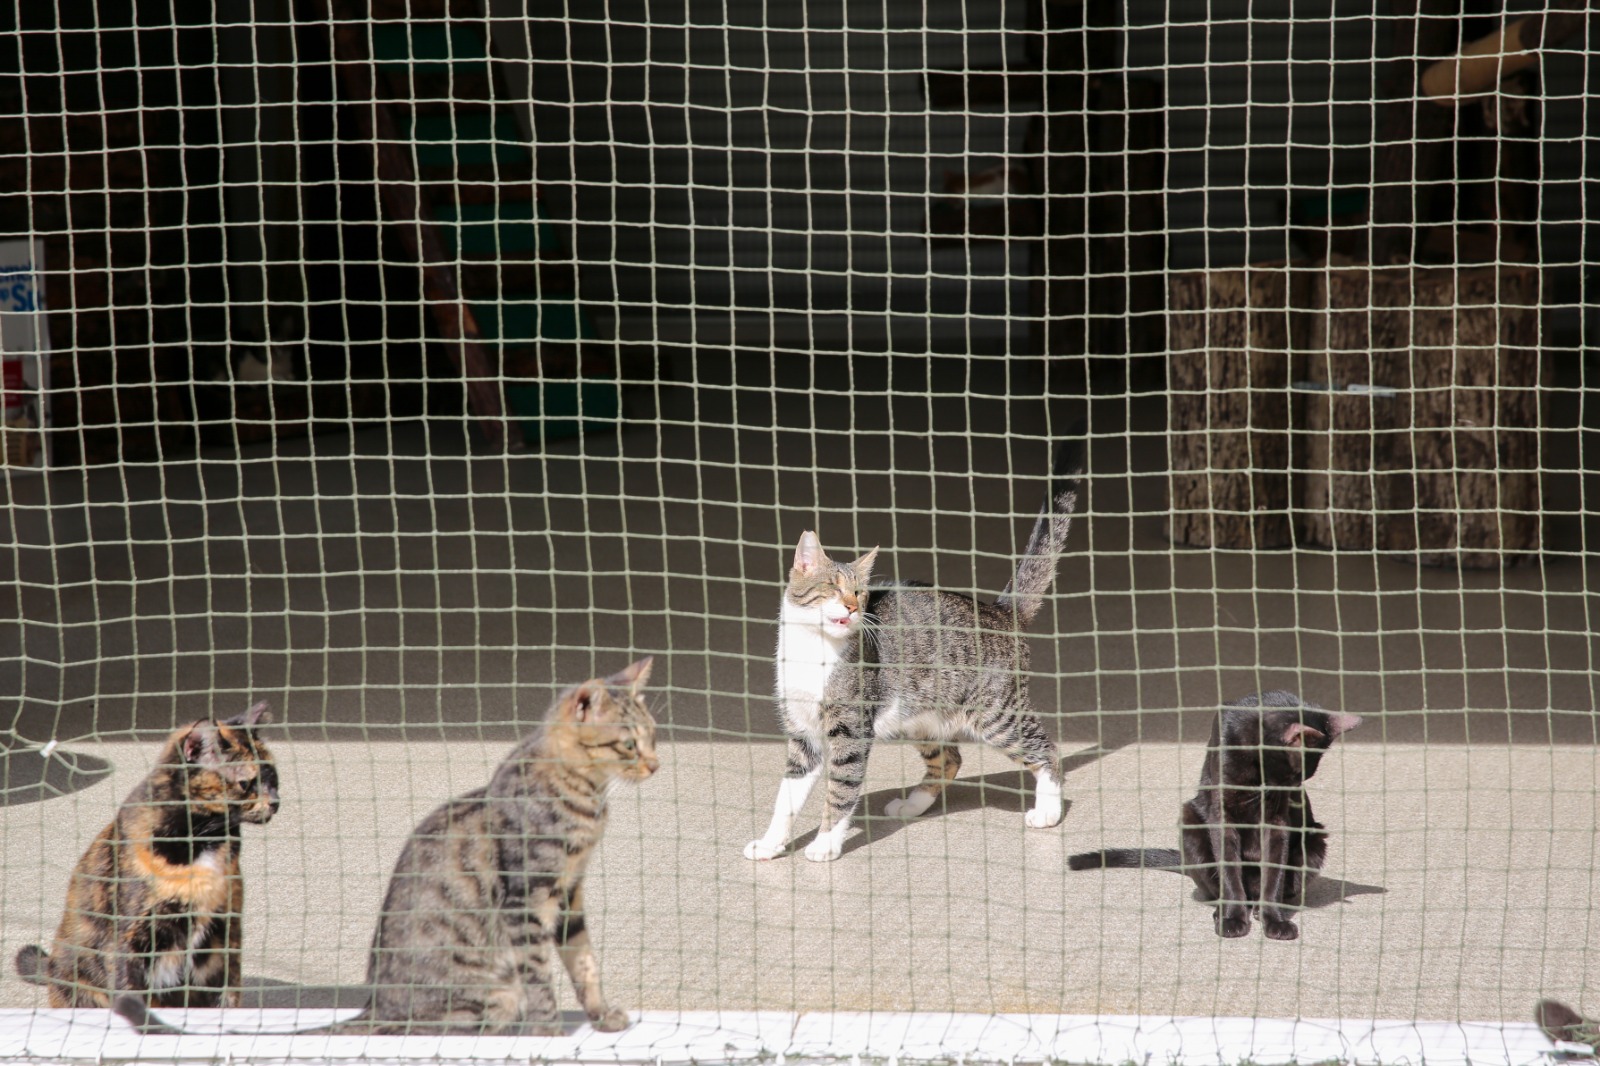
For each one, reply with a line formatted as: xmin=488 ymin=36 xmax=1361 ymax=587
xmin=1024 ymin=805 xmax=1063 ymax=829
xmin=590 ymin=1008 xmax=632 ymax=1033
xmin=885 ymin=791 xmax=935 ymax=819
xmin=1263 ymin=918 xmax=1300 ymax=941
xmin=803 ymin=835 xmax=843 ymax=862
xmin=744 ymin=839 xmax=785 ymax=860
xmin=1215 ymin=912 xmax=1252 ymax=938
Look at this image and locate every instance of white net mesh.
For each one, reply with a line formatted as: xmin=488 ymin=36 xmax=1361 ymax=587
xmin=0 ymin=0 xmax=1596 ymax=1062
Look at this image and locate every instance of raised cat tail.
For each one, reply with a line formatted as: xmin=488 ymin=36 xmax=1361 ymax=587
xmin=14 ymin=944 xmax=49 ymax=986
xmin=1067 ymin=847 xmax=1183 ymax=871
xmin=994 ymin=424 xmax=1086 ymax=629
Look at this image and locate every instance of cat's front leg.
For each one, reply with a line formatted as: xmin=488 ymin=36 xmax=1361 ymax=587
xmin=113 ymin=920 xmax=153 ymax=1004
xmin=804 ymin=714 xmax=871 ymax=862
xmin=1179 ymin=802 xmax=1220 ymax=900
xmin=556 ymin=885 xmax=630 ymax=1032
xmin=1210 ymin=821 xmax=1251 ymax=937
xmin=498 ymin=876 xmax=562 ymax=1033
xmin=218 ymin=905 xmax=244 ymax=1007
xmin=745 ymin=736 xmax=822 ymax=860
xmin=1257 ymin=822 xmax=1299 ymax=941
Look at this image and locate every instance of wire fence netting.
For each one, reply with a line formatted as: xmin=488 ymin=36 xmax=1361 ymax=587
xmin=1 ymin=0 xmax=1598 ymax=1061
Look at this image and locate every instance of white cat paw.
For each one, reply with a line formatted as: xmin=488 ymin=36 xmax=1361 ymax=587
xmin=885 ymin=791 xmax=936 ymax=819
xmin=744 ymin=839 xmax=785 ymax=860
xmin=803 ymin=835 xmax=843 ymax=862
xmin=1024 ymin=806 xmax=1063 ymax=829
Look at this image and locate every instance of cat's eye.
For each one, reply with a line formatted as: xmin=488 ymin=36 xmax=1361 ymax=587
xmin=241 ymin=779 xmax=257 ymax=795
xmin=620 ymin=737 xmax=637 ymax=752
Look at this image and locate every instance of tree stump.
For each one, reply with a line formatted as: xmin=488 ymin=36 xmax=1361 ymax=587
xmin=1380 ymin=265 xmax=1544 ymax=567
xmin=1294 ymin=267 xmax=1412 ymax=551
xmin=1166 ymin=266 xmax=1301 ymax=548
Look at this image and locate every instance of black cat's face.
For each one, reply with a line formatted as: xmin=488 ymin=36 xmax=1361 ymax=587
xmin=1252 ymin=707 xmax=1362 ymax=783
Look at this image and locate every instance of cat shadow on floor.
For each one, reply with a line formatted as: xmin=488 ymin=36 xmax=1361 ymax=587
xmin=1185 ymin=875 xmax=1386 ymax=908
xmin=787 ymin=742 xmax=1122 ymax=859
xmin=237 ymin=977 xmax=370 ymax=1010
xmin=237 ymin=978 xmax=598 ymax=1033
xmin=1301 ymin=875 xmax=1387 ymax=908
xmin=0 ymin=732 xmax=112 ymax=807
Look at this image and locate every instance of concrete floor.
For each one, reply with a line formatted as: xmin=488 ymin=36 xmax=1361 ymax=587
xmin=5 ymin=736 xmax=1599 ymax=1024
xmin=2 ymin=348 xmax=1599 ymax=1023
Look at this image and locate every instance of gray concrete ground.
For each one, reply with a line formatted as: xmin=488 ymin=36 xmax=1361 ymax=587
xmin=4 ymin=736 xmax=1598 ymax=1023
xmin=2 ymin=351 xmax=1598 ymax=1023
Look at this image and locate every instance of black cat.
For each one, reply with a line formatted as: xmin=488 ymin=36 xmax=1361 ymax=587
xmin=1070 ymin=691 xmax=1361 ymax=940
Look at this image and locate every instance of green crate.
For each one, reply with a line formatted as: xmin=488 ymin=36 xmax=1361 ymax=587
xmin=370 ymin=24 xmax=489 ymax=68
xmin=472 ymin=301 xmax=591 ymax=342
xmin=431 ymin=200 xmax=549 ymax=257
xmin=505 ymin=380 xmax=621 ymax=443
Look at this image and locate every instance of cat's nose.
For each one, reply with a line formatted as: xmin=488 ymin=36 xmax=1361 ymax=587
xmin=642 ymin=755 xmax=660 ymax=775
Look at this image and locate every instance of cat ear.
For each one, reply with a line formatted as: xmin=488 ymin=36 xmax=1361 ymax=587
xmin=1281 ymin=722 xmax=1326 ymax=748
xmin=607 ymin=656 xmax=654 ymax=696
xmin=564 ymin=683 xmax=601 ymax=723
xmin=222 ymin=700 xmax=273 ymax=731
xmin=181 ymin=721 xmax=223 ymax=766
xmin=851 ymin=547 xmax=880 ymax=579
xmin=792 ymin=531 xmax=824 ymax=574
xmin=1326 ymin=713 xmax=1363 ymax=737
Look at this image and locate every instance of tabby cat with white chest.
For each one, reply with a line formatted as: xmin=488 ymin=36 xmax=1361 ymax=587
xmin=745 ymin=436 xmax=1085 ymax=862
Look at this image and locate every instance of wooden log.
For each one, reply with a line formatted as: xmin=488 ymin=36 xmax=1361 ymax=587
xmin=1085 ymin=75 xmax=1166 ymax=358
xmin=325 ymin=0 xmax=512 ymax=452
xmin=1026 ymin=0 xmax=1090 ymax=368
xmin=1378 ymin=264 xmax=1544 ymax=567
xmin=1367 ymin=0 xmax=1461 ymax=265
xmin=1166 ymin=265 xmax=1302 ymax=549
xmin=1420 ymin=2 xmax=1587 ymax=107
xmin=1294 ymin=267 xmax=1412 ymax=551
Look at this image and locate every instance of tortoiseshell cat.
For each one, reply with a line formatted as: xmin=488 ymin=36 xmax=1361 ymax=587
xmin=117 ymin=659 xmax=658 ymax=1037
xmin=1069 ymin=691 xmax=1361 ymax=940
xmin=745 ymin=437 xmax=1084 ymax=862
xmin=17 ymin=701 xmax=279 ymax=1007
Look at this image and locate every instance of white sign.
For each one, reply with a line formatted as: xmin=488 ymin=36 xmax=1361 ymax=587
xmin=0 ymin=238 xmax=49 ymax=471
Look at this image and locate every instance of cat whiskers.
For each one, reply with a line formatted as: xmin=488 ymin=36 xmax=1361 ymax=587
xmin=856 ymin=610 xmax=883 ymax=653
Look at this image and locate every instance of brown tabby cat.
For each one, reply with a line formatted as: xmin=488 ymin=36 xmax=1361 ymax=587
xmin=16 ymin=701 xmax=279 ymax=1007
xmin=117 ymin=659 xmax=659 ymax=1037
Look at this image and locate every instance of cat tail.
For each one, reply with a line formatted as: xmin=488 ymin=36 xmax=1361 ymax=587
xmin=1536 ymin=999 xmax=1600 ymax=1050
xmin=113 ymin=994 xmax=373 ymax=1037
xmin=994 ymin=425 xmax=1086 ymax=629
xmin=14 ymin=944 xmax=49 ymax=986
xmin=113 ymin=997 xmax=184 ymax=1036
xmin=1067 ymin=847 xmax=1183 ymax=871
